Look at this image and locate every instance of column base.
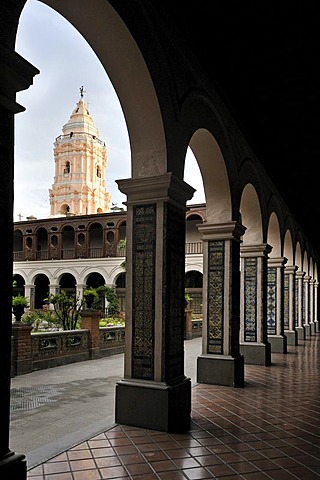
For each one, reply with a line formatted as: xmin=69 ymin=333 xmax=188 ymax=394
xmin=0 ymin=451 xmax=26 ymax=479
xmin=296 ymin=326 xmax=305 ymax=341
xmin=315 ymin=321 xmax=319 ymax=333
xmin=284 ymin=329 xmax=298 ymax=346
xmin=303 ymin=324 xmax=311 ymax=338
xmin=240 ymin=342 xmax=271 ymax=366
xmin=267 ymin=334 xmax=287 ymax=353
xmin=197 ymin=354 xmax=244 ymax=387
xmin=115 ymin=377 xmax=191 ymax=433
xmin=309 ymin=322 xmax=316 ymax=335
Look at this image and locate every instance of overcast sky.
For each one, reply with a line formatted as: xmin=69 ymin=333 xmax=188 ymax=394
xmin=14 ymin=0 xmax=204 ymax=221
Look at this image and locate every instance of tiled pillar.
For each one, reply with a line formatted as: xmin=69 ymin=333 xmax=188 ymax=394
xmin=295 ymin=271 xmax=305 ymax=340
xmin=197 ymin=222 xmax=245 ymax=387
xmin=267 ymin=257 xmax=287 ymax=353
xmin=0 ymin=43 xmax=38 ymax=479
xmin=115 ymin=173 xmax=195 ymax=432
xmin=284 ymin=265 xmax=298 ymax=346
xmin=303 ymin=275 xmax=311 ymax=338
xmin=240 ymin=244 xmax=272 ymax=365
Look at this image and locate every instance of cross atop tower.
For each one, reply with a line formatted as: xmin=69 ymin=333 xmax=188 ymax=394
xmin=79 ymin=86 xmax=86 ymax=98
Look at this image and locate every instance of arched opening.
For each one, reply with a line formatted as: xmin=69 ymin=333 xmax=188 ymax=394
xmin=12 ymin=274 xmax=25 ymax=297
xmin=115 ymin=272 xmax=126 ymax=313
xmin=61 ymin=225 xmax=75 ymax=259
xmin=13 ymin=229 xmax=23 ymax=261
xmin=36 ymin=227 xmax=48 ymax=260
xmin=34 ymin=274 xmax=50 ymax=309
xmin=185 ymin=270 xmax=203 ymax=317
xmin=86 ymin=272 xmax=105 ymax=289
xmin=186 ymin=213 xmax=204 ymax=254
xmin=88 ymin=223 xmax=103 ymax=257
xmin=59 ymin=273 xmax=76 ymax=296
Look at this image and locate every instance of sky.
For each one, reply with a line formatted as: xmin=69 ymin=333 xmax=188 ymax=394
xmin=14 ymin=0 xmax=205 ymax=221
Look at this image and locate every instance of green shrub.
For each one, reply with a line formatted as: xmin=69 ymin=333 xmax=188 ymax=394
xmin=22 ymin=310 xmax=61 ymax=331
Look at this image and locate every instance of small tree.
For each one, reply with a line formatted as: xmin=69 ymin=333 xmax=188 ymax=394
xmin=95 ymin=286 xmax=119 ymax=317
xmin=46 ymin=290 xmax=83 ymax=330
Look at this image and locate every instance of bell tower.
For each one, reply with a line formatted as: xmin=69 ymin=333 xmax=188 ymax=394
xmin=49 ymin=87 xmax=111 ymax=216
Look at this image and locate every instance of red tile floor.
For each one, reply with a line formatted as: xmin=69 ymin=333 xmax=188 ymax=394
xmin=27 ymin=334 xmax=320 ymax=479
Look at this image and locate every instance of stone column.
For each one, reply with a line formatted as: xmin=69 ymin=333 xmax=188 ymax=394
xmin=76 ymin=284 xmax=87 ymax=302
xmin=184 ymin=309 xmax=193 ymax=340
xmin=314 ymin=281 xmax=319 ymax=332
xmin=115 ymin=173 xmax=195 ymax=432
xmin=303 ymin=275 xmax=311 ymax=338
xmin=240 ymin=244 xmax=272 ymax=365
xmin=24 ymin=284 xmax=34 ymax=309
xmin=308 ymin=278 xmax=316 ymax=335
xmin=295 ymin=271 xmax=305 ymax=340
xmin=197 ymin=222 xmax=245 ymax=387
xmin=49 ymin=284 xmax=60 ymax=296
xmin=0 ymin=42 xmax=39 ymax=478
xmin=284 ymin=265 xmax=298 ymax=346
xmin=267 ymin=257 xmax=287 ymax=353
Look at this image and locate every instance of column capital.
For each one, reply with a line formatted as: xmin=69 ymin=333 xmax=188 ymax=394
xmin=284 ymin=265 xmax=298 ymax=275
xmin=116 ymin=173 xmax=195 ymax=207
xmin=198 ymin=221 xmax=246 ymax=242
xmin=0 ymin=44 xmax=39 ymax=112
xmin=268 ymin=256 xmax=288 ymax=267
xmin=296 ymin=270 xmax=305 ymax=279
xmin=240 ymin=243 xmax=272 ymax=258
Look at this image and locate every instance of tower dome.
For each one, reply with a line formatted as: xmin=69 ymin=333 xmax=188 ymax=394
xmin=49 ymin=88 xmax=111 ymax=217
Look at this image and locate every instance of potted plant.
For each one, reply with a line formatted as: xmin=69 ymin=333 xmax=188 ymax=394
xmin=12 ymin=294 xmax=29 ymax=322
xmin=83 ymin=288 xmax=98 ymax=309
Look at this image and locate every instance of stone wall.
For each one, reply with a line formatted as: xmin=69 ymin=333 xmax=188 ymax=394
xmin=11 ymin=311 xmax=125 ymax=376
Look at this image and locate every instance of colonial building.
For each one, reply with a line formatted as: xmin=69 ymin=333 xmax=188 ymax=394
xmin=1 ymin=3 xmax=319 ymax=478
xmin=12 ymin=86 xmax=205 ymax=312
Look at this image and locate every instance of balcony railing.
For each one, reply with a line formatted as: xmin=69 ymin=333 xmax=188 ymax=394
xmin=89 ymin=247 xmax=103 ymax=258
xmin=13 ymin=251 xmax=23 ymax=261
xmin=13 ymin=242 xmax=202 ymax=261
xmin=36 ymin=250 xmax=48 ymax=260
xmin=186 ymin=242 xmax=203 ymax=254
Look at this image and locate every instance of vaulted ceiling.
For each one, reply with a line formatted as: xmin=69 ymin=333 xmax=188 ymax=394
xmin=161 ymin=1 xmax=320 ymax=249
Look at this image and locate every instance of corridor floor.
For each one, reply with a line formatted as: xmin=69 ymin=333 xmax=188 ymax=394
xmin=27 ymin=334 xmax=320 ymax=479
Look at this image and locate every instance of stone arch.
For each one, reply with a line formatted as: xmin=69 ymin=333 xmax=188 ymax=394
xmin=81 ymin=266 xmax=107 ymax=285
xmin=180 ymin=91 xmax=236 ymax=224
xmin=58 ymin=272 xmax=77 ymax=295
xmin=283 ymin=229 xmax=294 ymax=265
xmin=240 ymin=183 xmax=263 ymax=245
xmin=295 ymin=241 xmax=303 ymax=270
xmin=189 ymin=129 xmax=232 ymax=224
xmin=267 ymin=212 xmax=281 ymax=257
xmin=41 ymin=0 xmax=166 ymax=178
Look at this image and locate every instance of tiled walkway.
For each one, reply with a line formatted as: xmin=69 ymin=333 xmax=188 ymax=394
xmin=27 ymin=334 xmax=320 ymax=479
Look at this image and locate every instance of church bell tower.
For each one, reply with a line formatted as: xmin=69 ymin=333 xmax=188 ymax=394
xmin=49 ymin=87 xmax=111 ymax=216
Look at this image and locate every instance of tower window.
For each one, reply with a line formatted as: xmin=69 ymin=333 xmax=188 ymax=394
xmin=64 ymin=161 xmax=70 ymax=174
